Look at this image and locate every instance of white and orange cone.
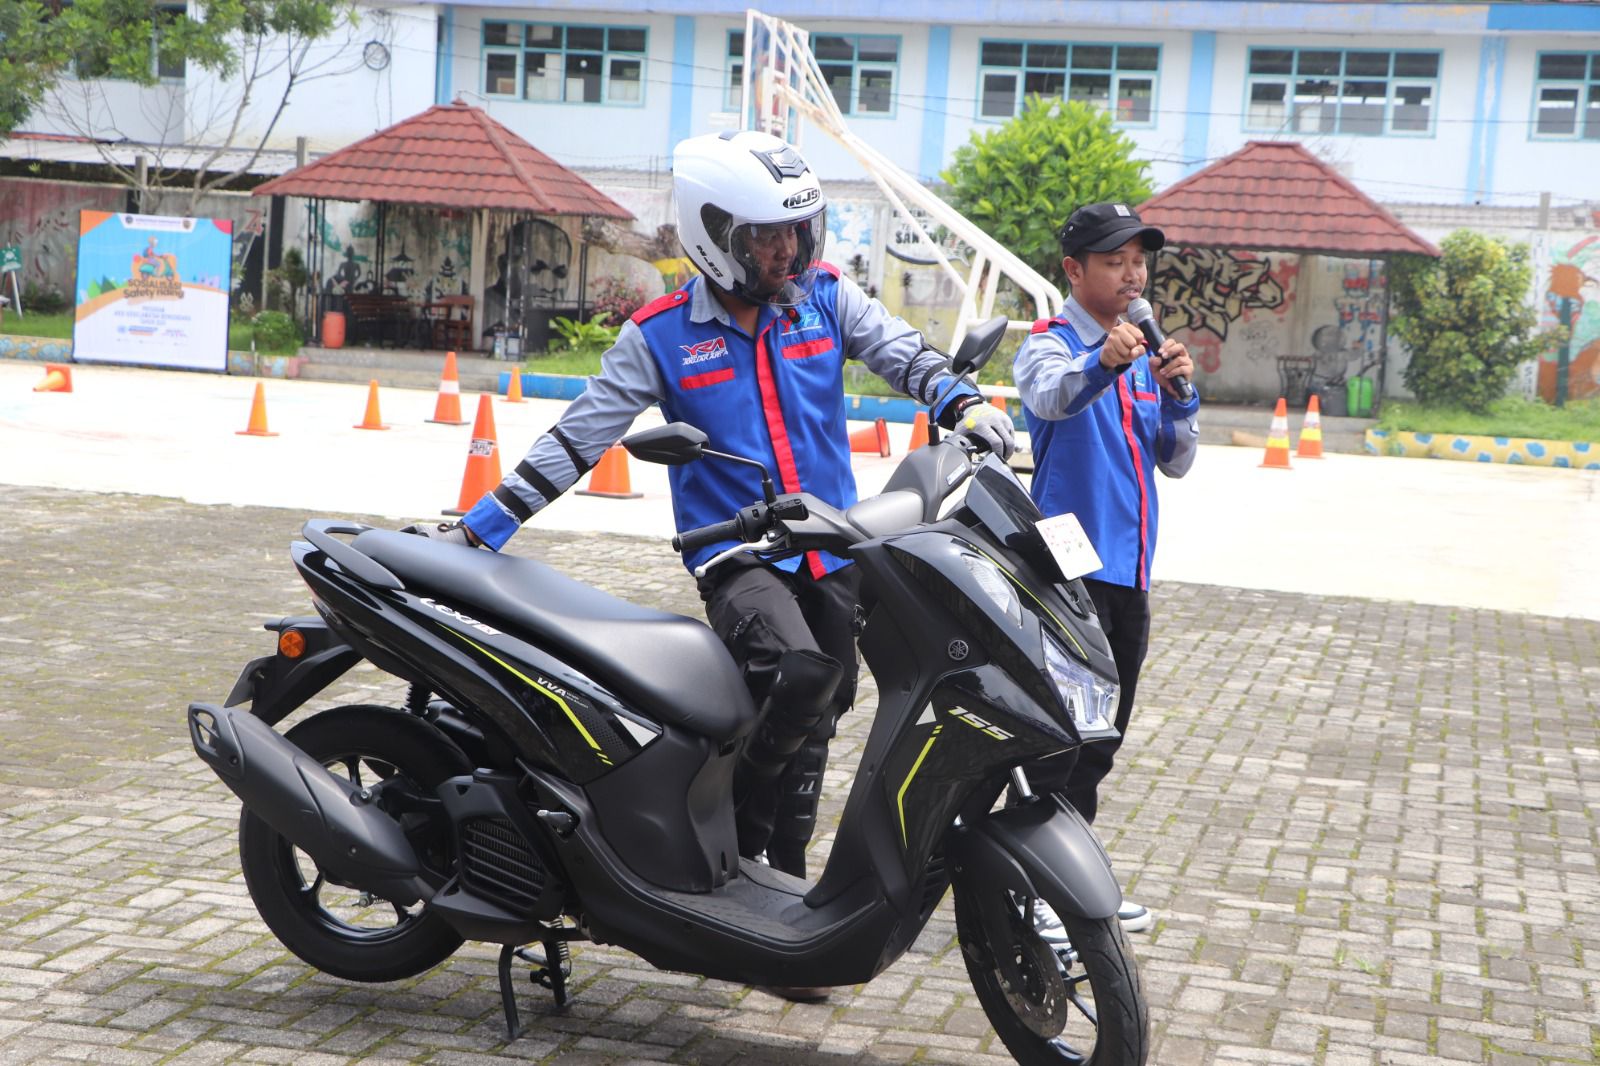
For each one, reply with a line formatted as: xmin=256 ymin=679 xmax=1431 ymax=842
xmin=1296 ymin=394 xmax=1324 ymax=459
xmin=1260 ymin=397 xmax=1292 ymax=469
xmin=445 ymin=394 xmax=501 ymax=515
xmin=427 ymin=351 xmax=468 ymax=425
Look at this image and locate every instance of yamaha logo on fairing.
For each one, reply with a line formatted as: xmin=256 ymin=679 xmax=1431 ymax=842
xmin=420 ymin=598 xmax=500 ymax=636
xmin=783 ymin=188 xmax=820 ymax=209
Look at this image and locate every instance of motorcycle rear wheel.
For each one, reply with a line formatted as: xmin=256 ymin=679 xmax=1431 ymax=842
xmin=239 ymin=705 xmax=471 ymax=982
xmin=955 ymin=884 xmax=1149 ymax=1065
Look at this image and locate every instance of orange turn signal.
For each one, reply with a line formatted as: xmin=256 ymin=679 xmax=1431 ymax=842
xmin=278 ymin=629 xmax=307 ymax=659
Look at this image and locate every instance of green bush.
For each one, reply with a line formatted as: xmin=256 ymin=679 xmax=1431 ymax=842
xmin=1389 ymin=231 xmax=1563 ymax=414
xmin=250 ymin=309 xmax=301 ymax=354
xmin=942 ymin=96 xmax=1153 ymax=291
xmin=21 ymin=281 xmax=69 ymax=314
xmin=550 ymin=313 xmax=620 ymax=356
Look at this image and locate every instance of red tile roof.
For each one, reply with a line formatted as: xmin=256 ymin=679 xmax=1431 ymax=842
xmin=1140 ymin=141 xmax=1438 ymax=258
xmin=252 ymin=102 xmax=633 ymax=219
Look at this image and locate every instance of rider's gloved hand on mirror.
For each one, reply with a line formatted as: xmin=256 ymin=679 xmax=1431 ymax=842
xmin=402 ymin=520 xmax=485 ymax=548
xmin=954 ymin=399 xmax=1016 ymax=460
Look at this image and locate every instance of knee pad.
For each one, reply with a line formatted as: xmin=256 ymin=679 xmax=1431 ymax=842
xmin=737 ymin=649 xmax=842 ymax=787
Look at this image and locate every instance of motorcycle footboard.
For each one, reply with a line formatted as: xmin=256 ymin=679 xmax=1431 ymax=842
xmin=187 ymin=702 xmax=427 ymax=904
xmin=948 ymin=795 xmax=1121 ymax=920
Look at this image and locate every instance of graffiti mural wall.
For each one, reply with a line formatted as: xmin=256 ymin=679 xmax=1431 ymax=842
xmin=0 ymin=179 xmax=126 ymax=301
xmin=1536 ymin=233 xmax=1600 ymax=403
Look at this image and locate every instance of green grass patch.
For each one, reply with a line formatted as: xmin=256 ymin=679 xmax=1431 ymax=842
xmin=1377 ymin=396 xmax=1600 ymax=442
xmin=0 ymin=310 xmax=73 ymax=339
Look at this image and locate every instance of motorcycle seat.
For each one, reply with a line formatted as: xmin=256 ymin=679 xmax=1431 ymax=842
xmin=352 ymin=530 xmax=756 ymax=741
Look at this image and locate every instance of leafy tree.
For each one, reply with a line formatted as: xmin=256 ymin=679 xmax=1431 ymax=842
xmin=1389 ymin=230 xmax=1561 ymax=413
xmin=0 ymin=2 xmax=61 ymax=137
xmin=24 ymin=1 xmax=360 ymax=214
xmin=941 ymin=96 xmax=1154 ymax=290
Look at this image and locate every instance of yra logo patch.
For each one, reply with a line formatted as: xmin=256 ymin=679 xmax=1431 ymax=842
xmin=788 ymin=310 xmax=823 ymax=332
xmin=680 ymin=336 xmax=728 ymax=365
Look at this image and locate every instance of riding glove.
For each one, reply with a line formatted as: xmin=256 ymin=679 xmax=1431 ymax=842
xmin=955 ymin=400 xmax=1017 ymax=460
xmin=404 ymin=520 xmax=486 ymax=548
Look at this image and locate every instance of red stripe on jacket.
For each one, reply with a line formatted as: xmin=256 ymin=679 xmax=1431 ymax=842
xmin=783 ymin=337 xmax=835 ymax=359
xmin=1116 ymin=375 xmax=1152 ymax=589
xmin=680 ymin=367 xmax=734 ymax=390
xmin=753 ymin=321 xmax=826 ymax=579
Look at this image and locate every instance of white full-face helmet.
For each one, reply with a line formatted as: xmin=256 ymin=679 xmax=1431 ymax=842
xmin=673 ymin=130 xmax=827 ymax=307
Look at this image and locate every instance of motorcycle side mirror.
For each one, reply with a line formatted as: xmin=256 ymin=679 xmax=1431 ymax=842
xmin=622 ymin=422 xmax=708 ymax=466
xmin=949 ymin=315 xmax=1009 ymax=378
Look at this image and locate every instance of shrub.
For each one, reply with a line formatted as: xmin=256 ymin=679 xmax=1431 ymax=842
xmin=550 ymin=313 xmax=621 ymax=356
xmin=1389 ymin=231 xmax=1563 ymax=413
xmin=21 ymin=281 xmax=69 ymax=314
xmin=250 ymin=310 xmax=301 ymax=353
xmin=587 ymin=276 xmax=656 ymax=326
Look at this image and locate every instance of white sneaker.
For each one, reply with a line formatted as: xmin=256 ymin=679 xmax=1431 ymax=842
xmin=1117 ymin=899 xmax=1154 ymax=933
xmin=1029 ymin=899 xmax=1076 ymax=960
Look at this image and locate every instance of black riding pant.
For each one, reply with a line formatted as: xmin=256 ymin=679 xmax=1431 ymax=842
xmin=697 ymin=555 xmax=861 ymax=878
xmin=1025 ymin=578 xmax=1150 ymax=824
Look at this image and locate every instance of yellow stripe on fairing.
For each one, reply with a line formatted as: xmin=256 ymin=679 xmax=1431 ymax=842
xmin=443 ymin=628 xmax=612 ymax=765
xmin=896 ymin=725 xmax=941 ymax=848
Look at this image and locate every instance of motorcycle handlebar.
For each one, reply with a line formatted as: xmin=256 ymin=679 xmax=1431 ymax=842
xmin=672 ymin=517 xmax=746 ymax=554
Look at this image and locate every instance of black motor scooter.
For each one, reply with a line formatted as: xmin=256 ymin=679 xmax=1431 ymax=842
xmin=188 ymin=318 xmax=1149 ymax=1064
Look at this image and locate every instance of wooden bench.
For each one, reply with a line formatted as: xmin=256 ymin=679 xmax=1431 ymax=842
xmin=346 ymin=293 xmax=415 ymax=348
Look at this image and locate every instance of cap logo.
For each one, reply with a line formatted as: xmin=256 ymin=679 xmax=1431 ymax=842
xmin=1114 ymin=204 xmax=1131 ymax=217
xmin=783 ymin=188 xmax=820 ymax=209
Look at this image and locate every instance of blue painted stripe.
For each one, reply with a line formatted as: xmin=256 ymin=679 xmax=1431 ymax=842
xmin=436 ymin=14 xmax=454 ymax=106
xmin=919 ymin=26 xmax=951 ymax=181
xmin=1182 ymin=31 xmax=1215 ymax=176
xmin=670 ymin=16 xmax=696 ymax=148
xmin=1465 ymin=37 xmax=1506 ymax=204
xmin=1487 ymin=3 xmax=1600 ymax=31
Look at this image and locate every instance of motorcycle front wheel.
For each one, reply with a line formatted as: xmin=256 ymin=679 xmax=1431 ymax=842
xmin=954 ymin=882 xmax=1149 ymax=1065
xmin=238 ymin=705 xmax=472 ymax=982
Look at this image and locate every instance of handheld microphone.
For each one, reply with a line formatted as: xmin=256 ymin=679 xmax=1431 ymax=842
xmin=1126 ymin=298 xmax=1194 ymax=404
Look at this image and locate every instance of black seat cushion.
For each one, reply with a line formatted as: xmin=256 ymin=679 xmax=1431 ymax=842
xmin=352 ymin=530 xmax=755 ymax=741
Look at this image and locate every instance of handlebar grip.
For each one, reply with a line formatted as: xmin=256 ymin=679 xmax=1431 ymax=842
xmin=672 ymin=517 xmax=746 ymax=554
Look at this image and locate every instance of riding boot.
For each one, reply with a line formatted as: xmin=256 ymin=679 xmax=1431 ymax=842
xmin=733 ymin=649 xmax=842 ymax=861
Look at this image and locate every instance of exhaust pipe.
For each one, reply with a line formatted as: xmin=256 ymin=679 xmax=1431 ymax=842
xmin=188 ymin=702 xmax=430 ymax=904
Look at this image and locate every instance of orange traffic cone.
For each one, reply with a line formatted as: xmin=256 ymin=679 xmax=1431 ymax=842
xmin=32 ymin=363 xmax=73 ymax=393
xmin=907 ymin=410 xmax=932 ymax=451
xmin=503 ymin=368 xmax=527 ymax=404
xmin=577 ymin=444 xmax=643 ymax=499
xmin=236 ymin=382 xmax=278 ymax=437
xmin=849 ymin=417 xmax=891 ymax=457
xmin=353 ymin=379 xmax=389 ymax=430
xmin=427 ymin=351 xmax=468 ymax=425
xmin=445 ymin=394 xmax=501 ymax=515
xmin=1260 ymin=397 xmax=1292 ymax=469
xmin=1296 ymin=394 xmax=1324 ymax=459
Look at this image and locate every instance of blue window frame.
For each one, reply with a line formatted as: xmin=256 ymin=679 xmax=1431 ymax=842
xmin=977 ymin=40 xmax=1159 ymax=125
xmin=1532 ymin=52 xmax=1600 ymax=140
xmin=482 ymin=21 xmax=646 ymax=106
xmin=1244 ymin=47 xmax=1439 ymax=136
xmin=811 ymin=33 xmax=899 ymax=117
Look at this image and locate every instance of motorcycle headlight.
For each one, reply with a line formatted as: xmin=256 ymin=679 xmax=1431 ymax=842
xmin=961 ymin=553 xmax=1022 ymax=627
xmin=1043 ymin=635 xmax=1118 ymax=737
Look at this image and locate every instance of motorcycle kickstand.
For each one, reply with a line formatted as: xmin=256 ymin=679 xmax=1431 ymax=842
xmin=495 ymin=930 xmax=575 ymax=1040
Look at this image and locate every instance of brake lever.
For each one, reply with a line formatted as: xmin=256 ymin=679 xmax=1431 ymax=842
xmin=693 ymin=537 xmax=777 ymax=580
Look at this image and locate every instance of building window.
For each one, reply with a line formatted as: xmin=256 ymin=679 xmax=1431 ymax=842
xmin=1244 ymin=47 xmax=1439 ymax=136
xmin=1533 ymin=52 xmax=1600 ymax=139
xmin=726 ymin=30 xmax=744 ymax=113
xmin=811 ymin=33 xmax=899 ymax=116
xmin=977 ymin=40 xmax=1159 ymax=125
xmin=482 ymin=21 xmax=646 ymax=105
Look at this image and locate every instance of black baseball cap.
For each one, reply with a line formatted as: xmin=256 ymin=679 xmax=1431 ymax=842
xmin=1058 ymin=202 xmax=1165 ymax=258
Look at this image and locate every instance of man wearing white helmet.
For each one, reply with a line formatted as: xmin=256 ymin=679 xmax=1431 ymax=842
xmin=425 ymin=130 xmax=1014 ymax=895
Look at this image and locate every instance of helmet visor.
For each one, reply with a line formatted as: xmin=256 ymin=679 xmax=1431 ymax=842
xmin=729 ymin=210 xmax=827 ymax=307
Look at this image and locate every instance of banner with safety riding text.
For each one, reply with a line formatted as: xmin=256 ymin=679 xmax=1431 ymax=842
xmin=72 ymin=211 xmax=233 ymax=371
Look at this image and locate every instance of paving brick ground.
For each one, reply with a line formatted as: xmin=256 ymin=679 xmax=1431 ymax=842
xmin=1 ymin=483 xmax=1596 ymax=1065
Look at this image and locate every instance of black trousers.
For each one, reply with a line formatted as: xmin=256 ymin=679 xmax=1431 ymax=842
xmin=1026 ymin=578 xmax=1150 ymax=824
xmin=697 ymin=555 xmax=861 ymax=877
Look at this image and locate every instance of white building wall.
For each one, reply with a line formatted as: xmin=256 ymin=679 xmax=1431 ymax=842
xmin=1491 ymin=37 xmax=1599 ymax=209
xmin=181 ymin=2 xmax=439 ymax=154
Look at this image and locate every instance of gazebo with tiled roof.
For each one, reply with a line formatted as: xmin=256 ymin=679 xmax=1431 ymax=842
xmin=254 ymin=101 xmax=633 ymax=350
xmin=1138 ymin=140 xmax=1439 ymax=406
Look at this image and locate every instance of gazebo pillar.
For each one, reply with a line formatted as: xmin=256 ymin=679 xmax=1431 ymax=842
xmin=469 ymin=208 xmax=488 ymax=350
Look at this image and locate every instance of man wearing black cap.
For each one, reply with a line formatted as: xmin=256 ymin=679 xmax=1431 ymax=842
xmin=1013 ymin=202 xmax=1200 ymax=949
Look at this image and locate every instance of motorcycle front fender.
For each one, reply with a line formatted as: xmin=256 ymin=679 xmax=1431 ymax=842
xmin=946 ymin=794 xmax=1121 ymax=921
xmin=225 ymin=616 xmax=360 ymax=726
